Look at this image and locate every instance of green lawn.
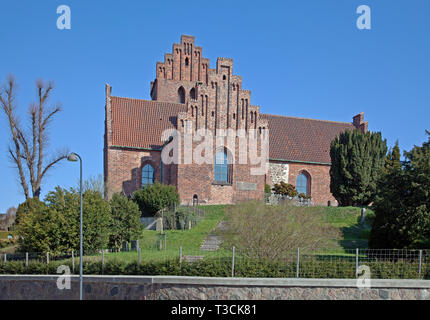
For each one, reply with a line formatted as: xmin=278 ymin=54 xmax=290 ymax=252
xmin=309 ymin=206 xmax=374 ymax=253
xmin=99 ymin=205 xmax=230 ymax=263
xmin=2 ymin=204 xmax=374 ymax=263
xmin=94 ymin=204 xmax=374 ymax=263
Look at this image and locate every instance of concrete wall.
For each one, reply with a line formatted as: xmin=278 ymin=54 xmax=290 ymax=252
xmin=1 ymin=275 xmax=430 ymax=300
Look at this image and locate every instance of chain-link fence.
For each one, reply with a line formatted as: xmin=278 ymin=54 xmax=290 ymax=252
xmin=1 ymin=247 xmax=429 ymax=279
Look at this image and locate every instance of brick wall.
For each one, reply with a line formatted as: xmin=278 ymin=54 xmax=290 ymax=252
xmin=105 ymin=147 xmax=162 ymax=198
xmin=267 ymin=161 xmax=338 ymax=206
xmin=104 ymin=35 xmax=343 ymax=205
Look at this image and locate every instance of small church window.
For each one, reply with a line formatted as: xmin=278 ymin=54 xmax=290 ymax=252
xmin=185 ymin=57 xmax=189 ymax=66
xmin=142 ymin=164 xmax=155 ymax=187
xmin=190 ymin=88 xmax=196 ymax=100
xmin=214 ymin=151 xmax=229 ymax=183
xmin=178 ymin=86 xmax=185 ymax=104
xmin=296 ymin=172 xmax=310 ymax=195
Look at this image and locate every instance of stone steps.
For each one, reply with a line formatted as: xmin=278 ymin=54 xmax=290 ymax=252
xmin=182 ymin=255 xmax=204 ymax=263
xmin=200 ymin=221 xmax=224 ymax=251
xmin=200 ymin=234 xmax=222 ymax=251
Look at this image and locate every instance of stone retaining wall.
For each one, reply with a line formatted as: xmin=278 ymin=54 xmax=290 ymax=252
xmin=1 ymin=275 xmax=430 ymax=300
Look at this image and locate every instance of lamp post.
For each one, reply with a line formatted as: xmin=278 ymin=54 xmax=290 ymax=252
xmin=67 ymin=152 xmax=83 ymax=300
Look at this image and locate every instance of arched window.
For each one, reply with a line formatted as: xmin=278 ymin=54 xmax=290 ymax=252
xmin=193 ymin=194 xmax=199 ymax=206
xmin=296 ymin=172 xmax=310 ymax=195
xmin=178 ymin=86 xmax=185 ymax=104
xmin=214 ymin=150 xmax=229 ymax=183
xmin=142 ymin=164 xmax=154 ymax=187
xmin=190 ymin=88 xmax=196 ymax=100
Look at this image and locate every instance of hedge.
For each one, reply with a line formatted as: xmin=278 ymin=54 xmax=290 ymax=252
xmin=0 ymin=257 xmax=428 ymax=279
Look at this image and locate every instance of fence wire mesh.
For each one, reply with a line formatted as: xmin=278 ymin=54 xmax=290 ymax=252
xmin=1 ymin=247 xmax=429 ymax=279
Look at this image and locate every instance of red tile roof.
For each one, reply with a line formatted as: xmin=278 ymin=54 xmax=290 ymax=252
xmin=110 ymin=96 xmax=187 ymax=149
xmin=110 ymin=96 xmax=355 ymax=163
xmin=261 ymin=113 xmax=356 ymax=163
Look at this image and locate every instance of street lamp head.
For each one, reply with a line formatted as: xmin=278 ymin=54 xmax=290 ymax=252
xmin=67 ymin=152 xmax=79 ymax=162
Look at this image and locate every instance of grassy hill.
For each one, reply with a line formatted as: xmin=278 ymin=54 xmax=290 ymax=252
xmin=101 ymin=204 xmax=373 ymax=262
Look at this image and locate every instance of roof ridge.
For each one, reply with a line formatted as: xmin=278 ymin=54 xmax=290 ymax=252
xmin=261 ymin=112 xmax=354 ymax=125
xmin=111 ymin=95 xmax=185 ymax=107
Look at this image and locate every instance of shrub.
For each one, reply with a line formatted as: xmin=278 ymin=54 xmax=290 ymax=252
xmin=222 ymin=201 xmax=340 ymax=259
xmin=297 ymin=193 xmax=311 ymax=200
xmin=109 ymin=193 xmax=142 ymax=250
xmin=361 ymin=229 xmax=371 ymax=240
xmin=14 ymin=198 xmax=47 ymax=226
xmin=131 ymin=183 xmax=179 ymax=217
xmin=157 ymin=206 xmax=199 ymax=230
xmin=0 ymin=257 xmax=427 ymax=279
xmin=16 ymin=186 xmax=112 ymax=254
xmin=272 ymin=182 xmax=298 ymax=198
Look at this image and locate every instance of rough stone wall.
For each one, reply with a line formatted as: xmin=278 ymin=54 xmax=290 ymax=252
xmin=266 ymin=161 xmax=337 ymax=206
xmin=1 ymin=276 xmax=429 ymax=300
xmin=269 ymin=163 xmax=290 ymax=185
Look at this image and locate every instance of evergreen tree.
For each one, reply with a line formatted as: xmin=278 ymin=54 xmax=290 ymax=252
xmin=384 ymin=140 xmax=401 ymax=171
xmin=109 ymin=193 xmax=142 ymax=251
xmin=131 ymin=182 xmax=179 ymax=217
xmin=369 ymin=132 xmax=430 ymax=249
xmin=329 ymin=129 xmax=387 ymax=206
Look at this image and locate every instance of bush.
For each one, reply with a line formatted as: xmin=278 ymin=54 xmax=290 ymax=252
xmin=361 ymin=229 xmax=371 ymax=240
xmin=297 ymin=193 xmax=311 ymax=200
xmin=131 ymin=183 xmax=179 ymax=217
xmin=156 ymin=206 xmax=199 ymax=230
xmin=15 ymin=198 xmax=47 ymax=226
xmin=222 ymin=201 xmax=340 ymax=259
xmin=272 ymin=182 xmax=298 ymax=198
xmin=0 ymin=256 xmax=427 ymax=279
xmin=109 ymin=193 xmax=142 ymax=250
xmin=16 ymin=186 xmax=112 ymax=254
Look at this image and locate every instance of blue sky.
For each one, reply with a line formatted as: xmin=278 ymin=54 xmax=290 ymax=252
xmin=0 ymin=0 xmax=429 ymax=212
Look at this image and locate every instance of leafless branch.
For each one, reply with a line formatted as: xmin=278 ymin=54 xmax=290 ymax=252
xmin=0 ymin=76 xmax=67 ymax=199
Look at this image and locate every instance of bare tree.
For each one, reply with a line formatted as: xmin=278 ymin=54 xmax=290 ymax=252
xmin=0 ymin=75 xmax=68 ymax=199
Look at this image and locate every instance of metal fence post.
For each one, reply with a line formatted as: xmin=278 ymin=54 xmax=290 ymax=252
xmin=72 ymin=250 xmax=75 ymax=273
xmin=25 ymin=252 xmax=28 ymax=267
xmin=231 ymin=246 xmax=235 ymax=277
xmin=47 ymin=252 xmax=50 ymax=265
xmin=418 ymin=250 xmax=423 ymax=279
xmin=138 ymin=248 xmax=142 ymax=265
xmin=296 ymin=248 xmax=300 ymax=278
xmin=102 ymin=251 xmax=105 ymax=275
xmin=164 ymin=233 xmax=167 ymax=251
xmin=355 ymin=248 xmax=359 ymax=277
xmin=4 ymin=253 xmax=6 ymax=262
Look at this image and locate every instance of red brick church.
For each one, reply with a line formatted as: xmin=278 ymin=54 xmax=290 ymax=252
xmin=104 ymin=35 xmax=368 ymax=205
